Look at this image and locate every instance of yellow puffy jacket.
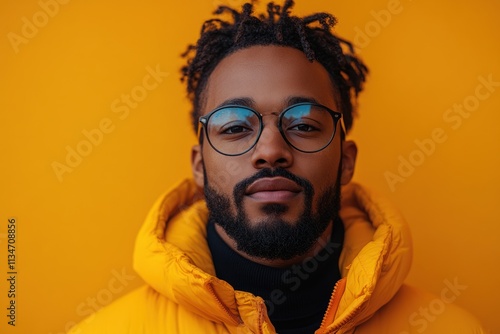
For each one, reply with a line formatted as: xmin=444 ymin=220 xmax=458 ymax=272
xmin=69 ymin=179 xmax=487 ymax=333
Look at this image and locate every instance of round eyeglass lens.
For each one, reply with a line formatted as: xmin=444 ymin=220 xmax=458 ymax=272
xmin=207 ymin=107 xmax=261 ymax=155
xmin=280 ymin=104 xmax=336 ymax=152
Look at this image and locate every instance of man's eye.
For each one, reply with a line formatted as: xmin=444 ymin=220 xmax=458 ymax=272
xmin=290 ymin=124 xmax=318 ymax=132
xmin=222 ymin=125 xmax=251 ymax=134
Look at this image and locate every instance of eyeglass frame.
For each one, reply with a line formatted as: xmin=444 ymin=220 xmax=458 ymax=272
xmin=197 ymin=102 xmax=346 ymax=156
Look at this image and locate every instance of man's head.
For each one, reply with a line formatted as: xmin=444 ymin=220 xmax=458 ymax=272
xmin=181 ymin=0 xmax=367 ymax=134
xmin=182 ymin=1 xmax=367 ymax=265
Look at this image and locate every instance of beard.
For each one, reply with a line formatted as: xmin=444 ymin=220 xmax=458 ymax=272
xmin=203 ymin=166 xmax=341 ymax=260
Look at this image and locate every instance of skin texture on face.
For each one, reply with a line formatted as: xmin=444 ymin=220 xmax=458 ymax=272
xmin=191 ymin=45 xmax=357 ymax=267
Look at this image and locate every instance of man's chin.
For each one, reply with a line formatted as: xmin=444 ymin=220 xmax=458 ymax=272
xmin=260 ymin=202 xmax=288 ymax=215
xmin=243 ymin=199 xmax=305 ymax=224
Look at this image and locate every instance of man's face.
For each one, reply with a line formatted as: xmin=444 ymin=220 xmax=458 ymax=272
xmin=192 ymin=45 xmax=356 ymax=262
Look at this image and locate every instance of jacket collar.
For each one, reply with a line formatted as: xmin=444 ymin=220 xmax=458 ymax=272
xmin=133 ymin=178 xmax=412 ymax=333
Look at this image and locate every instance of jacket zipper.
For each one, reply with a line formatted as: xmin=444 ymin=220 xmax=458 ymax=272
xmin=318 ymin=277 xmax=347 ymax=332
xmin=318 ymin=276 xmax=364 ymax=334
xmin=323 ymin=308 xmax=362 ymax=334
xmin=206 ymin=283 xmax=243 ymax=326
xmin=257 ymin=299 xmax=266 ymax=334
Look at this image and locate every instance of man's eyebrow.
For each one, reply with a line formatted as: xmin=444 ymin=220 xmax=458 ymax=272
xmin=215 ymin=97 xmax=256 ymax=109
xmin=285 ymin=96 xmax=321 ymax=106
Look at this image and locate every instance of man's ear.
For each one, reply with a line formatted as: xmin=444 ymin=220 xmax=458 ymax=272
xmin=191 ymin=145 xmax=205 ymax=188
xmin=340 ymin=140 xmax=357 ymax=185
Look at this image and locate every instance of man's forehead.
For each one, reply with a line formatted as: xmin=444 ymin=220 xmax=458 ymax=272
xmin=201 ymin=45 xmax=339 ymax=114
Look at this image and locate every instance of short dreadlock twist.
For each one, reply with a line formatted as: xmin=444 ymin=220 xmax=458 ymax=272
xmin=181 ymin=0 xmax=368 ymax=134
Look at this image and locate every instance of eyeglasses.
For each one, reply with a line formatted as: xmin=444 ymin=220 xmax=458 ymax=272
xmin=198 ymin=102 xmax=345 ymax=156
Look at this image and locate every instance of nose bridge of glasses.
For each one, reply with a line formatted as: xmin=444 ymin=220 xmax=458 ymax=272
xmin=260 ymin=112 xmax=281 ymax=129
xmin=255 ymin=113 xmax=290 ymax=150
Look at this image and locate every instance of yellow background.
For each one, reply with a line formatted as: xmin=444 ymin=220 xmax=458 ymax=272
xmin=1 ymin=0 xmax=499 ymax=333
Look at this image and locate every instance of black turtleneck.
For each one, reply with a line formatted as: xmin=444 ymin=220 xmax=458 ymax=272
xmin=206 ymin=218 xmax=344 ymax=334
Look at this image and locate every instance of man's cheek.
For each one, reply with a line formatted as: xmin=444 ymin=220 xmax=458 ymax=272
xmin=206 ymin=158 xmax=245 ymax=191
xmin=311 ymin=177 xmax=338 ymax=209
xmin=211 ymin=170 xmax=232 ymax=192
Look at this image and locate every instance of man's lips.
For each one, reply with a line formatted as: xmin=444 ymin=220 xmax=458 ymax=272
xmin=245 ymin=177 xmax=302 ymax=202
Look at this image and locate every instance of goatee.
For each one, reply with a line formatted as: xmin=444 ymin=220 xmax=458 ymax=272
xmin=204 ymin=167 xmax=341 ymax=260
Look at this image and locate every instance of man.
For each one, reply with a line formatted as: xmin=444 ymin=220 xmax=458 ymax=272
xmin=70 ymin=1 xmax=486 ymax=333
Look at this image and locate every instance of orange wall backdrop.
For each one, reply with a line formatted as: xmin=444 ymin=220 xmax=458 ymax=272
xmin=1 ymin=0 xmax=499 ymax=333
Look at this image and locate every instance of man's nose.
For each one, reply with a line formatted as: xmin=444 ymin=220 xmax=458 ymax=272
xmin=250 ymin=123 xmax=293 ymax=169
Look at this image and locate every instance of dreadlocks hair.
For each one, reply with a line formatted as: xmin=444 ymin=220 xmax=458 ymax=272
xmin=180 ymin=0 xmax=368 ymax=134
